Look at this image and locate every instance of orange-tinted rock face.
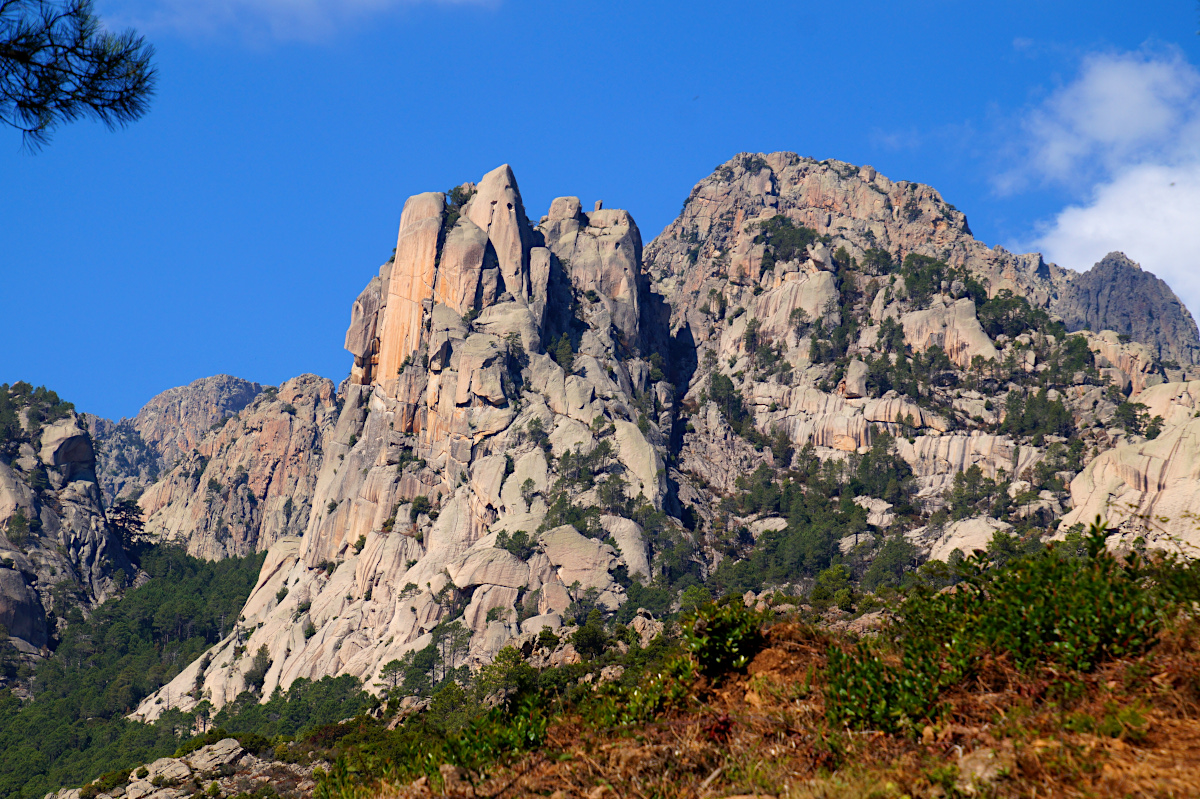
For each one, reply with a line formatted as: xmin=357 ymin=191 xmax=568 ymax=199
xmin=375 ymin=192 xmax=444 ymax=385
xmin=434 ymin=217 xmax=493 ymax=312
xmin=138 ymin=375 xmax=339 ymax=559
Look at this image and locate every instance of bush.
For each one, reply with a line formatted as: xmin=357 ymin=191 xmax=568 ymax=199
xmin=753 ymin=215 xmax=821 ymax=271
xmin=409 ymin=495 xmax=430 ymax=522
xmin=244 ymin=646 xmax=272 ymax=693
xmin=826 ymin=519 xmax=1161 ymax=732
xmin=681 ymin=597 xmax=764 ymax=679
xmin=571 ymin=610 xmax=609 ymax=658
xmin=977 ymin=289 xmax=1053 ymax=338
xmin=495 ymin=529 xmax=537 ymax=560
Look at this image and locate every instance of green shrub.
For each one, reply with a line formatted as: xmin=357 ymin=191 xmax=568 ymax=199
xmin=571 ymin=609 xmax=609 ymax=658
xmin=409 ymin=495 xmax=430 ymax=522
xmin=753 ymin=215 xmax=821 ymax=271
xmin=825 ymin=518 xmax=1161 ymax=733
xmin=80 ymin=768 xmax=132 ymax=797
xmin=495 ymin=529 xmax=537 ymax=560
xmin=681 ymin=597 xmax=764 ymax=679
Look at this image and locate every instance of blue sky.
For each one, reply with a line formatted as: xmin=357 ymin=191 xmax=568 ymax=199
xmin=3 ymin=0 xmax=1200 ymax=419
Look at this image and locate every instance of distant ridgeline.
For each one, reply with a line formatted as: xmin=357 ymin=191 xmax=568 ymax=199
xmin=5 ymin=153 xmax=1200 ymax=797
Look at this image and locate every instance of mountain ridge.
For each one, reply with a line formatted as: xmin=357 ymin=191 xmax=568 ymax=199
xmin=112 ymin=154 xmax=1200 ymax=724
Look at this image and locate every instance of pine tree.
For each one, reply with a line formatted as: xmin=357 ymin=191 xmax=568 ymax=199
xmin=1 ymin=0 xmax=156 ymax=148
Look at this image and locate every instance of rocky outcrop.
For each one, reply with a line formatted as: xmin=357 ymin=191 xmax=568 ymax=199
xmin=1 ymin=395 xmax=130 ymax=656
xmin=645 ymin=153 xmax=1196 ymax=371
xmin=1079 ymin=330 xmax=1167 ymax=397
xmin=138 ymin=375 xmax=339 ymax=559
xmin=908 ymin=516 xmax=1012 ymax=563
xmin=1053 ymin=252 xmax=1200 ymax=367
xmin=645 ymin=153 xmax=1067 ymax=322
xmin=900 ymin=297 xmax=998 ymax=368
xmin=90 ymin=375 xmax=263 ymax=503
xmin=1061 ymin=381 xmax=1200 ymax=551
xmin=49 ymin=738 xmax=321 ymax=799
xmin=134 ymin=164 xmax=672 ymax=721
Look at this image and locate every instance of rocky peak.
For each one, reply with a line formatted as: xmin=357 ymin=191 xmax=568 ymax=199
xmin=647 ymin=153 xmax=1198 ymax=367
xmin=137 ymin=374 xmax=339 ymax=560
xmin=90 ymin=374 xmax=263 ymax=503
xmin=1052 ymin=251 xmax=1200 ymax=366
xmin=136 ymin=164 xmax=673 ymax=722
xmin=646 ymin=152 xmax=1064 ymax=320
xmin=462 ymin=164 xmax=534 ymax=300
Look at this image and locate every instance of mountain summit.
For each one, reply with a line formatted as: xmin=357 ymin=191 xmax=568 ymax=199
xmin=27 ymin=154 xmax=1181 ymax=724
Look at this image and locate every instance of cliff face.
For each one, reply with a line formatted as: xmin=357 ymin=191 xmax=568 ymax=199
xmin=1061 ymin=380 xmax=1200 ymax=549
xmin=135 ymin=165 xmax=672 ymax=720
xmin=1 ymin=388 xmax=130 ymax=656
xmin=1052 ymin=252 xmax=1200 ymax=367
xmin=133 ymin=154 xmax=1200 ymax=719
xmin=90 ymin=375 xmax=263 ymax=504
xmin=137 ymin=375 xmax=339 ymax=560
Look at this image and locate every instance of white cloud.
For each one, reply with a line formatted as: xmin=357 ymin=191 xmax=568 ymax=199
xmin=1004 ymin=48 xmax=1200 ymax=319
xmin=998 ymin=49 xmax=1200 ymax=193
xmin=100 ymin=0 xmax=492 ymax=40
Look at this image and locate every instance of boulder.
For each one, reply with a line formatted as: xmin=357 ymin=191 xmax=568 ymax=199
xmin=613 ymin=420 xmax=663 ymax=506
xmin=462 ymin=584 xmax=520 ymax=632
xmin=841 ymin=359 xmax=869 ymax=399
xmin=434 ymin=216 xmax=492 ymax=312
xmin=901 ymin=298 xmax=998 ymax=368
xmin=520 ymin=612 xmax=562 ymax=635
xmin=345 ymin=276 xmax=383 ymax=359
xmin=446 ymin=548 xmax=530 ymax=590
xmin=0 ymin=567 xmax=47 ymax=647
xmin=853 ymin=496 xmax=895 ymax=528
xmin=539 ymin=525 xmax=618 ymax=594
xmin=748 ymin=517 xmax=788 ymax=540
xmin=183 ymin=738 xmax=244 ymax=773
xmin=500 ymin=451 xmax=548 ymax=513
xmin=599 ymin=515 xmax=650 ymax=580
xmin=38 ymin=416 xmax=93 ymax=468
xmin=913 ymin=516 xmax=1011 ymax=563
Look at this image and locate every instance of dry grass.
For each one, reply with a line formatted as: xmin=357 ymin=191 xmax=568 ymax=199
xmin=368 ymin=619 xmax=1200 ymax=799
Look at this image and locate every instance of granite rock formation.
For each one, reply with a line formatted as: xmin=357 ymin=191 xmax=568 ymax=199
xmin=90 ymin=375 xmax=263 ymax=503
xmin=134 ymin=164 xmax=670 ymax=720
xmin=1052 ymin=252 xmax=1200 ymax=367
xmin=130 ymin=154 xmax=1200 ymax=720
xmin=1 ymin=395 xmax=130 ymax=658
xmin=138 ymin=375 xmax=339 ymax=559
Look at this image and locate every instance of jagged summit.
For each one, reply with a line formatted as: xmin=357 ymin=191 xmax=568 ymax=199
xmin=647 ymin=153 xmax=1200 ymax=364
xmin=104 ymin=156 xmax=1200 ymax=727
xmin=1054 ymin=251 xmax=1200 ymax=366
xmin=134 ymin=163 xmax=674 ymax=721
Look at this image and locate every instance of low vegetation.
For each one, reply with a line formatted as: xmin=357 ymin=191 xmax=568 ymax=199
xmin=237 ymin=518 xmax=1200 ymax=799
